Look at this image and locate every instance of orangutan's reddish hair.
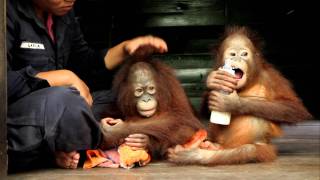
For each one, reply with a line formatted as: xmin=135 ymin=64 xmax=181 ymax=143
xmin=168 ymin=25 xmax=312 ymax=165
xmin=112 ymin=59 xmax=195 ymax=118
xmin=101 ymin=58 xmax=203 ymax=158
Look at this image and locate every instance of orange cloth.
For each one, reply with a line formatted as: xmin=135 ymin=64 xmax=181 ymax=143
xmin=83 ymin=144 xmax=151 ymax=169
xmin=83 ymin=149 xmax=108 ymax=169
xmin=118 ymin=144 xmax=151 ymax=169
xmin=183 ymin=129 xmax=207 ymax=148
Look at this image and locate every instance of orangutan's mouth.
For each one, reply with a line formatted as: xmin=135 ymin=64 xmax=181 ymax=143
xmin=140 ymin=108 xmax=156 ymax=117
xmin=233 ymin=68 xmax=244 ymax=79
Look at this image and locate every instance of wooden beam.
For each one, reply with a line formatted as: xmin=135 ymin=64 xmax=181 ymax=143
xmin=0 ymin=0 xmax=7 ymax=177
xmin=111 ymin=0 xmax=226 ymax=27
xmin=155 ymin=54 xmax=212 ymax=69
xmin=143 ymin=13 xmax=225 ymax=27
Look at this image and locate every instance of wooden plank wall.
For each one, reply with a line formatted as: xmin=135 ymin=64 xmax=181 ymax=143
xmin=74 ymin=0 xmax=318 ymax=118
xmin=0 ymin=0 xmax=7 ymax=177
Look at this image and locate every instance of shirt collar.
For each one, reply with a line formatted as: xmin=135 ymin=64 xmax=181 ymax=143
xmin=17 ymin=0 xmax=46 ymax=30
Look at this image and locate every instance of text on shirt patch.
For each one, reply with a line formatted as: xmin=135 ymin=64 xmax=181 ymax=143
xmin=20 ymin=41 xmax=45 ymax=50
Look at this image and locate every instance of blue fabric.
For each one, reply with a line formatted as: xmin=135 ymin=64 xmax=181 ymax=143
xmin=7 ymin=87 xmax=116 ymax=171
xmin=6 ymin=0 xmax=112 ymax=104
xmin=6 ymin=0 xmax=117 ymax=171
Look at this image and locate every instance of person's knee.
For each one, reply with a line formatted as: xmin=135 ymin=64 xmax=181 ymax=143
xmin=45 ymin=87 xmax=99 ymax=151
xmin=42 ymin=87 xmax=90 ymax=128
xmin=46 ymin=87 xmax=88 ymax=109
xmin=46 ymin=86 xmax=78 ymax=97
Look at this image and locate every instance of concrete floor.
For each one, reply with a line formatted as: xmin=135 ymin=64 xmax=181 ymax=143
xmin=6 ymin=120 xmax=320 ymax=180
xmin=7 ymin=154 xmax=320 ymax=180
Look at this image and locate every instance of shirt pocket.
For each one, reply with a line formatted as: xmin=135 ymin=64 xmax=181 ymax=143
xmin=15 ymin=45 xmax=50 ymax=71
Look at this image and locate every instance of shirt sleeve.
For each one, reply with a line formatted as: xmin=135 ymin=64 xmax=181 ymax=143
xmin=6 ymin=5 xmax=49 ymax=104
xmin=67 ymin=11 xmax=115 ymax=91
xmin=7 ymin=66 xmax=50 ymax=103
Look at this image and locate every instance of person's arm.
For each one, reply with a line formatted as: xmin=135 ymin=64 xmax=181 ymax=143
xmin=7 ymin=66 xmax=49 ymax=103
xmin=7 ymin=11 xmax=92 ymax=105
xmin=67 ymin=11 xmax=167 ymax=87
xmin=66 ymin=11 xmax=113 ymax=90
xmin=6 ymin=5 xmax=49 ymax=103
xmin=104 ymin=35 xmax=168 ymax=70
xmin=36 ymin=70 xmax=93 ymax=105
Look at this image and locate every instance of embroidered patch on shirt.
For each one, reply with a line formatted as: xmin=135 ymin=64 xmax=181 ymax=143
xmin=20 ymin=41 xmax=45 ymax=50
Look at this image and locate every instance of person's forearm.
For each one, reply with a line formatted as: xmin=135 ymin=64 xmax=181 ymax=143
xmin=35 ymin=69 xmax=74 ymax=87
xmin=104 ymin=41 xmax=128 ymax=70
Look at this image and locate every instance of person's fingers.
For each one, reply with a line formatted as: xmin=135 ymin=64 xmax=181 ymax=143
xmin=152 ymin=37 xmax=168 ymax=53
xmin=125 ymin=41 xmax=139 ymax=55
xmin=85 ymin=94 xmax=93 ymax=106
xmin=127 ymin=36 xmax=167 ymax=55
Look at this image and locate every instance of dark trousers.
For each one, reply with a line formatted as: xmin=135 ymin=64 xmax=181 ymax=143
xmin=7 ymin=87 xmax=116 ymax=172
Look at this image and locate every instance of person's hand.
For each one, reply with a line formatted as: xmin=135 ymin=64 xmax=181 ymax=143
xmin=124 ymin=134 xmax=150 ymax=151
xmin=69 ymin=74 xmax=93 ymax=106
xmin=36 ymin=70 xmax=92 ymax=106
xmin=124 ymin=35 xmax=168 ymax=57
xmin=206 ymin=69 xmax=237 ymax=93
xmin=104 ymin=35 xmax=167 ymax=70
xmin=208 ymin=90 xmax=241 ymax=112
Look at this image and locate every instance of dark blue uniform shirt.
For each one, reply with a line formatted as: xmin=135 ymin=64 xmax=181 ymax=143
xmin=7 ymin=0 xmax=111 ymax=104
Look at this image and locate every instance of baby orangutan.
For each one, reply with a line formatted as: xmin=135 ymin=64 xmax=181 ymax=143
xmin=168 ymin=26 xmax=312 ymax=165
xmin=100 ymin=58 xmax=203 ymax=159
